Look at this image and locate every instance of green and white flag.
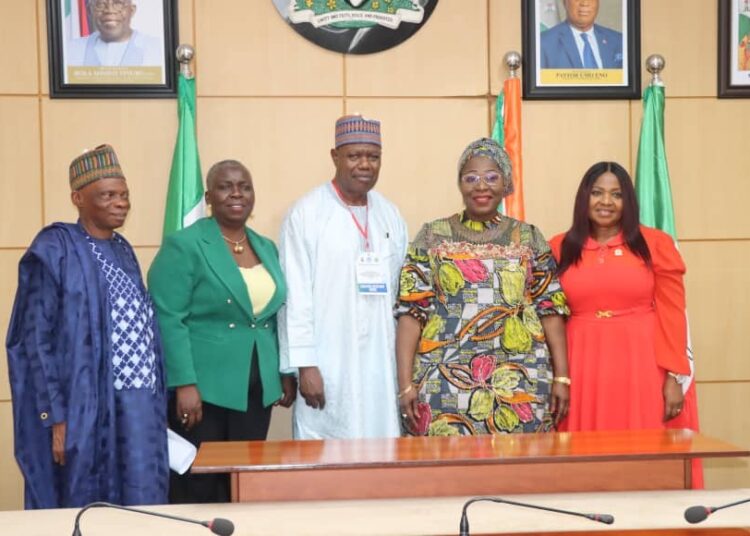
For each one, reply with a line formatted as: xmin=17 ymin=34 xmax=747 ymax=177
xmin=162 ymin=72 xmax=204 ymax=237
xmin=635 ymin=81 xmax=703 ymax=488
xmin=635 ymin=84 xmax=676 ymax=239
xmin=635 ymin=82 xmax=695 ymax=392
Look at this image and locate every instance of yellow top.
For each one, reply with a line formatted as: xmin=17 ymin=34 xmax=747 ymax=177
xmin=239 ymin=264 xmax=276 ymax=316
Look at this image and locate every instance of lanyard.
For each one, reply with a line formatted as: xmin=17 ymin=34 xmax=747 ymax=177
xmin=331 ymin=180 xmax=369 ymax=251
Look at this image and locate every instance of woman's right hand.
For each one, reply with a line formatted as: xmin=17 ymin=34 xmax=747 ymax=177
xmin=176 ymin=384 xmax=203 ymax=431
xmin=399 ymin=385 xmax=420 ymax=434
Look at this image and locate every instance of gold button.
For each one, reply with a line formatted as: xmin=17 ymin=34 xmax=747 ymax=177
xmin=40 ymin=412 xmax=49 ymax=420
xmin=229 ymin=323 xmax=236 ymax=329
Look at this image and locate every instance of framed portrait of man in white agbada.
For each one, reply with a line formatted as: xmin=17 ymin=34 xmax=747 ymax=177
xmin=521 ymin=0 xmax=641 ymax=100
xmin=47 ymin=0 xmax=178 ymax=98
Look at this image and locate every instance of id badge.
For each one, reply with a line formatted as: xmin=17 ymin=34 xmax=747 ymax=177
xmin=356 ymin=252 xmax=388 ymax=295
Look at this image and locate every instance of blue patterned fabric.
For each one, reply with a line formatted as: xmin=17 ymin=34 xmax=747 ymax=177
xmin=6 ymin=223 xmax=168 ymax=509
xmin=87 ymin=237 xmax=157 ymax=391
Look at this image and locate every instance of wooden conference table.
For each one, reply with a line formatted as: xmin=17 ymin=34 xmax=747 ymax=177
xmin=192 ymin=429 xmax=748 ymax=502
xmin=2 ymin=489 xmax=750 ymax=535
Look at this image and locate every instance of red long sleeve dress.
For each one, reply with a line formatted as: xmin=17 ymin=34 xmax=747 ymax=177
xmin=550 ymin=226 xmax=702 ymax=486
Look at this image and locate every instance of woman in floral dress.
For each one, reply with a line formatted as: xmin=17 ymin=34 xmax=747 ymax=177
xmin=395 ymin=138 xmax=570 ymax=436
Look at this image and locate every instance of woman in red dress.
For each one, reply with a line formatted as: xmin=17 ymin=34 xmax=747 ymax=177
xmin=549 ymin=163 xmax=701 ymax=486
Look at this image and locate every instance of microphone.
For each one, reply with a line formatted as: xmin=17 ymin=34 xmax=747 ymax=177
xmin=684 ymin=497 xmax=750 ymax=524
xmin=459 ymin=496 xmax=614 ymax=536
xmin=71 ymin=502 xmax=234 ymax=535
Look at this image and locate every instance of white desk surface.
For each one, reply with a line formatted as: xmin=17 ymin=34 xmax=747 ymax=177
xmin=1 ymin=488 xmax=749 ymax=535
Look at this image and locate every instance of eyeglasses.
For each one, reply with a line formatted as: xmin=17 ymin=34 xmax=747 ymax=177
xmin=90 ymin=0 xmax=130 ymax=12
xmin=460 ymin=172 xmax=503 ymax=186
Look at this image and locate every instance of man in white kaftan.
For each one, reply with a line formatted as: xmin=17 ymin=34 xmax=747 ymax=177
xmin=278 ymin=115 xmax=408 ymax=439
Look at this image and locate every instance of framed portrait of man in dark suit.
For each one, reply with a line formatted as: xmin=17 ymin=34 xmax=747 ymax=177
xmin=522 ymin=0 xmax=640 ymax=100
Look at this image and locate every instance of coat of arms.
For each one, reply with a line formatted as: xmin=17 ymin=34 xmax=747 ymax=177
xmin=273 ymin=0 xmax=438 ymax=54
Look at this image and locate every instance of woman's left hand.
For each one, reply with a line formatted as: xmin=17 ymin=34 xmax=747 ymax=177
xmin=663 ymin=375 xmax=684 ymax=421
xmin=550 ymin=383 xmax=569 ymax=426
xmin=277 ymin=375 xmax=298 ymax=408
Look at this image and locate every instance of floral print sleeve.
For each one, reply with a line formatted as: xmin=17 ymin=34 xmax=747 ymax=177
xmin=395 ymin=224 xmax=436 ymax=327
xmin=526 ymin=225 xmax=569 ymax=317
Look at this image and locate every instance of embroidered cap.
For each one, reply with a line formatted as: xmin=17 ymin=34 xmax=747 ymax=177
xmin=69 ymin=144 xmax=126 ymax=191
xmin=334 ymin=114 xmax=381 ymax=148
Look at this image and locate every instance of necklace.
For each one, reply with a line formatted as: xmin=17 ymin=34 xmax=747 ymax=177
xmin=222 ymin=234 xmax=247 ymax=254
xmin=450 ymin=213 xmax=510 ymax=244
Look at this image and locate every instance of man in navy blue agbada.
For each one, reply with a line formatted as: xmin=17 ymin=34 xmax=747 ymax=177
xmin=6 ymin=145 xmax=168 ymax=508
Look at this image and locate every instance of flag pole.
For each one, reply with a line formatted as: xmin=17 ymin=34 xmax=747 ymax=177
xmin=504 ymin=50 xmax=521 ymax=78
xmin=636 ymin=53 xmax=674 ymax=238
xmin=638 ymin=52 xmax=703 ymax=487
xmin=162 ymin=44 xmax=204 ymax=238
xmin=176 ymin=44 xmax=195 ymax=79
xmin=645 ymin=53 xmax=665 ymax=86
xmin=495 ymin=51 xmax=525 ymax=220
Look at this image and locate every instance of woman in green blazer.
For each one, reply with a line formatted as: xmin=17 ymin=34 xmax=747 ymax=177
xmin=148 ymin=160 xmax=295 ymax=503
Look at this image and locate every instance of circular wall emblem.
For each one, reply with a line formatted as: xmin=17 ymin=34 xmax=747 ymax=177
xmin=272 ymin=0 xmax=438 ymax=55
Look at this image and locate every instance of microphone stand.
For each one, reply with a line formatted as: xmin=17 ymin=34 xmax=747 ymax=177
xmin=685 ymin=497 xmax=750 ymax=524
xmin=71 ymin=502 xmax=233 ymax=535
xmin=459 ymin=497 xmax=614 ymax=536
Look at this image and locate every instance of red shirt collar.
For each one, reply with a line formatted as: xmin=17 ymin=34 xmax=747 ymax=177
xmin=583 ymin=231 xmax=625 ymax=250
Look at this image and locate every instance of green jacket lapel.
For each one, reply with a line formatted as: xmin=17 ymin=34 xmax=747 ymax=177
xmin=198 ymin=218 xmax=255 ymax=319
